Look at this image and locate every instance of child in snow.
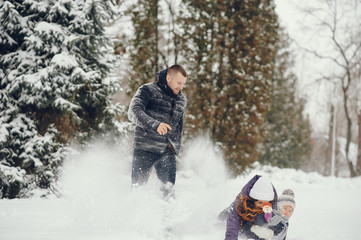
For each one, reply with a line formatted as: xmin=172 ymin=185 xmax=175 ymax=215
xmin=251 ymin=189 xmax=296 ymax=240
xmin=221 ymin=175 xmax=278 ymax=240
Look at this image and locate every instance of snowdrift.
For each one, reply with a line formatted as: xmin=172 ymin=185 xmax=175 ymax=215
xmin=1 ymin=138 xmax=361 ymax=240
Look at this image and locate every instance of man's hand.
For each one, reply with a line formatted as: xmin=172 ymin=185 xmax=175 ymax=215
xmin=157 ymin=123 xmax=172 ymax=135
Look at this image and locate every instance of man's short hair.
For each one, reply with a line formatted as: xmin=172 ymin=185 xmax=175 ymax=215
xmin=168 ymin=64 xmax=187 ymax=77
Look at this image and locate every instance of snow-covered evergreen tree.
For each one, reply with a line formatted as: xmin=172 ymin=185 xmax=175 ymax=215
xmin=258 ymin=30 xmax=312 ymax=169
xmin=0 ymin=0 xmax=121 ymax=198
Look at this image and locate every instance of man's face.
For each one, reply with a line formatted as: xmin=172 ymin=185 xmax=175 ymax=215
xmin=166 ymin=71 xmax=186 ymax=95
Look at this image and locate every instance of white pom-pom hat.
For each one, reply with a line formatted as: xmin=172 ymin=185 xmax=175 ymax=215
xmin=277 ymin=189 xmax=296 ymax=210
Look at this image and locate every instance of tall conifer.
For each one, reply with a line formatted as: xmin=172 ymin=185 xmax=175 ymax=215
xmin=180 ymin=0 xmax=279 ymax=173
xmin=0 ymin=0 xmax=120 ymax=198
xmin=259 ymin=30 xmax=312 ymax=169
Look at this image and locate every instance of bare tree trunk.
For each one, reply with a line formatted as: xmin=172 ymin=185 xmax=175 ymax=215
xmin=154 ymin=0 xmax=159 ymax=75
xmin=343 ymin=88 xmax=357 ymax=177
xmin=357 ymin=112 xmax=361 ymax=175
xmin=165 ymin=1 xmax=178 ymax=64
xmin=326 ymin=105 xmax=334 ymax=176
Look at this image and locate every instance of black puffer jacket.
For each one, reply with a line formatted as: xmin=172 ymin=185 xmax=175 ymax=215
xmin=128 ymin=68 xmax=187 ymax=155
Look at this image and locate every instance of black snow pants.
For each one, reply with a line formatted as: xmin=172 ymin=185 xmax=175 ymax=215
xmin=131 ymin=148 xmax=176 ymax=187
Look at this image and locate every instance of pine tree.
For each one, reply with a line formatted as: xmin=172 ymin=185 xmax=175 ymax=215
xmin=178 ymin=0 xmax=217 ymax=134
xmin=258 ymin=30 xmax=313 ymax=169
xmin=180 ymin=0 xmax=279 ymax=174
xmin=0 ymin=0 xmax=121 ymax=198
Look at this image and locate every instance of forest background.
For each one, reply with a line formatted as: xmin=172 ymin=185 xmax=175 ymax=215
xmin=0 ymin=0 xmax=360 ymax=199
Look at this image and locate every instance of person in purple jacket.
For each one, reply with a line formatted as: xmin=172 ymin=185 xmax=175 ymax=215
xmin=223 ymin=175 xmax=278 ymax=240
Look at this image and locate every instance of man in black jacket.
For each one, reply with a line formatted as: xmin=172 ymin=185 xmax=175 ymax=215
xmin=128 ymin=65 xmax=187 ymax=199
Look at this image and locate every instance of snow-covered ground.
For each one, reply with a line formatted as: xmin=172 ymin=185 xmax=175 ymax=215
xmin=1 ymin=137 xmax=361 ymax=240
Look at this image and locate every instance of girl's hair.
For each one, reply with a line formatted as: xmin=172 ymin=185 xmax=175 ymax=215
xmin=236 ymin=195 xmax=277 ymax=226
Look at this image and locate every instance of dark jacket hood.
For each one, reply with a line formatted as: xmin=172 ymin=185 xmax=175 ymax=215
xmin=156 ymin=68 xmax=179 ymax=98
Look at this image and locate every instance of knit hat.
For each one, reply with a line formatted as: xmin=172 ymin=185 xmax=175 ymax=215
xmin=249 ymin=176 xmax=275 ymax=201
xmin=277 ymin=189 xmax=296 ymax=210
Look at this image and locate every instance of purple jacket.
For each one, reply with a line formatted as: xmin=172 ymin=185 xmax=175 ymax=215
xmin=225 ymin=175 xmax=278 ymax=240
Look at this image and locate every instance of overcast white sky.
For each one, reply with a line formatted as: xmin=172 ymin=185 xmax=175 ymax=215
xmin=274 ymin=0 xmax=361 ymax=134
xmin=274 ymin=0 xmax=331 ymax=133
